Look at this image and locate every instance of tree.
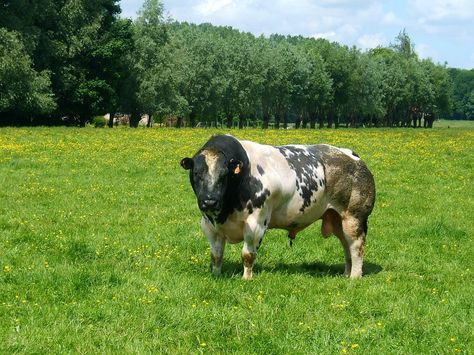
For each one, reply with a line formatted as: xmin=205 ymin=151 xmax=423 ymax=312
xmin=391 ymin=29 xmax=417 ymax=60
xmin=1 ymin=0 xmax=124 ymax=126
xmin=0 ymin=29 xmax=55 ymax=125
xmin=448 ymin=68 xmax=474 ymax=119
xmin=303 ymin=46 xmax=332 ymax=128
xmin=346 ymin=52 xmax=385 ymax=127
xmin=133 ymin=0 xmax=177 ymax=127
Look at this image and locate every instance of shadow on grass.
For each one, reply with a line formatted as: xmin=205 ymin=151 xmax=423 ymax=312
xmin=221 ymin=261 xmax=382 ymax=278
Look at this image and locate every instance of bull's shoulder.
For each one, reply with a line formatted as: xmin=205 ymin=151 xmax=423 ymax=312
xmin=236 ymin=141 xmax=277 ymax=213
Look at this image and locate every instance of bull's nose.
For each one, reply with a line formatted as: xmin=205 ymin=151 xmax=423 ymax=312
xmin=200 ymin=199 xmax=218 ymax=211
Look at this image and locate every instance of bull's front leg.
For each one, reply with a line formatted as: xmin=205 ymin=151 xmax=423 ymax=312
xmin=201 ymin=217 xmax=225 ymax=276
xmin=241 ymin=215 xmax=267 ymax=280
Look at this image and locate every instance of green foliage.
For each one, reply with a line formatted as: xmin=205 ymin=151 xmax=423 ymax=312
xmin=0 ymin=29 xmax=56 ymax=122
xmin=0 ymin=0 xmax=127 ymax=126
xmin=0 ymin=1 xmax=466 ymax=126
xmin=93 ymin=116 xmax=106 ymax=127
xmin=132 ymin=0 xmax=177 ymax=124
xmin=448 ymin=68 xmax=474 ymax=119
xmin=0 ymin=127 xmax=473 ymax=352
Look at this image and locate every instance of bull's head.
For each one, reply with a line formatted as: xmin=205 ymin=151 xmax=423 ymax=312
xmin=181 ymin=148 xmax=243 ymax=215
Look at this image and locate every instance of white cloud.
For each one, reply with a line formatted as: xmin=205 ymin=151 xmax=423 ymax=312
xmin=312 ymin=31 xmax=337 ymax=40
xmin=382 ymin=11 xmax=403 ymax=26
xmin=159 ymin=0 xmax=474 ymax=69
xmin=412 ymin=0 xmax=474 ymax=23
xmin=194 ymin=0 xmax=234 ymax=16
xmin=416 ymin=43 xmax=438 ymax=60
xmin=358 ymin=33 xmax=386 ymax=50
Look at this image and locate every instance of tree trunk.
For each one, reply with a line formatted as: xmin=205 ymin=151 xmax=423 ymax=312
xmin=309 ymin=111 xmax=316 ymax=129
xmin=327 ymin=108 xmax=334 ymax=128
xmin=283 ymin=112 xmax=288 ymax=129
xmin=302 ymin=112 xmax=308 ymax=129
xmin=274 ymin=111 xmax=280 ymax=129
xmin=108 ymin=111 xmax=115 ymax=128
xmin=129 ymin=112 xmax=140 ymax=128
xmin=295 ymin=114 xmax=301 ymax=129
xmin=262 ymin=111 xmax=270 ymax=129
xmin=226 ymin=113 xmax=232 ymax=128
xmin=318 ymin=112 xmax=324 ymax=129
xmin=176 ymin=116 xmax=183 ymax=128
xmin=238 ymin=113 xmax=245 ymax=129
xmin=425 ymin=113 xmax=434 ymax=128
xmin=189 ymin=111 xmax=196 ymax=128
xmin=147 ymin=114 xmax=153 ymax=128
xmin=79 ymin=115 xmax=89 ymax=127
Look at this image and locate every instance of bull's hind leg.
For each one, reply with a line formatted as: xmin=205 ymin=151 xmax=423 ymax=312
xmin=322 ymin=209 xmax=351 ymax=276
xmin=341 ymin=213 xmax=367 ymax=279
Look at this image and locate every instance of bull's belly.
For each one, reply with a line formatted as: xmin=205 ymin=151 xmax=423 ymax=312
xmin=268 ymin=192 xmax=328 ymax=231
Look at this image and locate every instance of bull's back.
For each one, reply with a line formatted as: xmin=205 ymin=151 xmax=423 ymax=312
xmin=241 ymin=141 xmax=374 ymax=231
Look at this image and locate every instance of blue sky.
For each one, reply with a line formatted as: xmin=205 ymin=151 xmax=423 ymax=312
xmin=120 ymin=0 xmax=474 ymax=69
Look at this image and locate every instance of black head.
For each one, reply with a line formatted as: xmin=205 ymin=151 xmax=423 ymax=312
xmin=180 ymin=136 xmax=246 ymax=215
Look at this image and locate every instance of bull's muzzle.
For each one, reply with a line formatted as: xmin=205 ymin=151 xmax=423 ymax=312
xmin=199 ymin=199 xmax=219 ymax=212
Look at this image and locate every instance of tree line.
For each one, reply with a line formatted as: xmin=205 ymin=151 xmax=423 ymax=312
xmin=0 ymin=0 xmax=472 ymax=128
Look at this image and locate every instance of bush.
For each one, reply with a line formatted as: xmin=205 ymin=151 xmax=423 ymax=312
xmin=93 ymin=116 xmax=106 ymax=128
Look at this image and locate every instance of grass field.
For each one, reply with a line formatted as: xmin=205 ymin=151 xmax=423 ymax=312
xmin=1 ymin=125 xmax=473 ymax=354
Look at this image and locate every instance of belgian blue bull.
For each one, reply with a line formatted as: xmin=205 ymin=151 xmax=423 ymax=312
xmin=180 ymin=135 xmax=375 ymax=279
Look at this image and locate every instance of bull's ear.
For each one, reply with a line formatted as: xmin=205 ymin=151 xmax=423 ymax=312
xmin=180 ymin=157 xmax=193 ymax=170
xmin=229 ymin=159 xmax=243 ymax=175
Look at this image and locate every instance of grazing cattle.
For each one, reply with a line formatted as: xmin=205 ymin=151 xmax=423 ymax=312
xmin=180 ymin=135 xmax=375 ymax=279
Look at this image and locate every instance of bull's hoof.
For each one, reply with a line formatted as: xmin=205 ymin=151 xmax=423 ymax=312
xmin=242 ymin=271 xmax=253 ymax=280
xmin=211 ymin=266 xmax=222 ymax=276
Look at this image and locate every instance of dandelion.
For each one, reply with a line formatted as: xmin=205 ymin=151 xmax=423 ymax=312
xmin=351 ymin=344 xmax=359 ymax=349
xmin=3 ymin=265 xmax=11 ymax=273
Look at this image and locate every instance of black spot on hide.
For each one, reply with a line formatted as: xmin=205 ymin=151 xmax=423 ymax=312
xmin=257 ymin=165 xmax=265 ymax=175
xmin=240 ymin=175 xmax=270 ymax=210
xmin=277 ymin=146 xmax=323 ymax=212
xmin=247 ymin=202 xmax=253 ymax=214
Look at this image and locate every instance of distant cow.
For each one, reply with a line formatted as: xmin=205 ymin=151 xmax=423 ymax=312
xmin=180 ymin=135 xmax=375 ymax=279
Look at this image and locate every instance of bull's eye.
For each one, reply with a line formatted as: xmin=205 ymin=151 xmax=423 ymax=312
xmin=193 ymin=171 xmax=201 ymax=181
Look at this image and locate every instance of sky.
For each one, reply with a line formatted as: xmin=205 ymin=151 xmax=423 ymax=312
xmin=119 ymin=0 xmax=474 ymax=69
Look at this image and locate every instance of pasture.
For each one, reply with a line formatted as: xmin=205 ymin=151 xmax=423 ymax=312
xmin=1 ymin=126 xmax=473 ymax=353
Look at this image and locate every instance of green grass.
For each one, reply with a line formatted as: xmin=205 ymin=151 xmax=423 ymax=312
xmin=1 ymin=126 xmax=473 ymax=354
xmin=435 ymin=119 xmax=474 ymax=129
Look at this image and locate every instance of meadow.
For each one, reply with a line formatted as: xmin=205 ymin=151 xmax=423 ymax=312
xmin=1 ymin=125 xmax=473 ymax=354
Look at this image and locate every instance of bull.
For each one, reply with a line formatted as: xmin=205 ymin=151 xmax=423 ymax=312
xmin=180 ymin=135 xmax=375 ymax=279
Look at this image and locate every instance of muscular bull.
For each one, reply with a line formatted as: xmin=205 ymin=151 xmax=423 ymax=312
xmin=180 ymin=135 xmax=375 ymax=279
